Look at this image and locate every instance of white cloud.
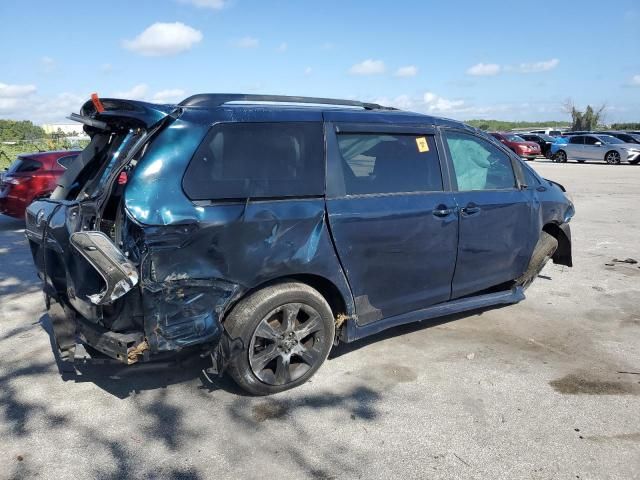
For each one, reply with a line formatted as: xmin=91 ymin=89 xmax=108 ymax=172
xmin=277 ymin=42 xmax=288 ymax=52
xmin=517 ymin=58 xmax=559 ymax=73
xmin=113 ymin=84 xmax=149 ymax=100
xmin=0 ymin=90 xmax=87 ymax=123
xmin=152 ymin=88 xmax=186 ymax=103
xmin=123 ymin=22 xmax=203 ymax=56
xmin=232 ymin=36 xmax=259 ymax=48
xmin=373 ymin=95 xmax=416 ymax=110
xmin=629 ymin=74 xmax=640 ymax=86
xmin=0 ymin=82 xmax=37 ymax=98
xmin=179 ymin=0 xmax=227 ymax=9
xmin=100 ymin=63 xmax=113 ymax=74
xmin=304 ymin=67 xmax=312 ymax=76
xmin=466 ymin=63 xmax=501 ymax=76
xmin=423 ymin=92 xmax=467 ymax=113
xmin=349 ymin=59 xmax=386 ymax=75
xmin=394 ymin=65 xmax=418 ymax=77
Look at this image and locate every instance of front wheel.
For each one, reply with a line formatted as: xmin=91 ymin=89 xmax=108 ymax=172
xmin=225 ymin=281 xmax=335 ymax=395
xmin=516 ymin=232 xmax=558 ymax=289
xmin=605 ymin=150 xmax=621 ymax=164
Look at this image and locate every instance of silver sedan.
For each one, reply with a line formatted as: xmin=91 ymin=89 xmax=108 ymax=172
xmin=554 ymin=134 xmax=640 ymax=164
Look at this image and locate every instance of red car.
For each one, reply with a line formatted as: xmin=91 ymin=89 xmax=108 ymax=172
xmin=490 ymin=132 xmax=541 ymax=161
xmin=0 ymin=150 xmax=80 ymax=218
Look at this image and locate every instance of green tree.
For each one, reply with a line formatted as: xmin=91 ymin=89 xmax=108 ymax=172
xmin=563 ymin=100 xmax=606 ymax=131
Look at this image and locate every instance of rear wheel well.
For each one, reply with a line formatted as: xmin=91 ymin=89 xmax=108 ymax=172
xmin=286 ymin=274 xmax=347 ymax=319
xmin=542 ymin=223 xmax=572 ymax=267
xmin=224 ymin=274 xmax=348 ymax=322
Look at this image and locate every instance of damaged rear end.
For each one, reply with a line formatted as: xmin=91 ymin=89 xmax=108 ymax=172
xmin=25 ymin=97 xmax=230 ymax=367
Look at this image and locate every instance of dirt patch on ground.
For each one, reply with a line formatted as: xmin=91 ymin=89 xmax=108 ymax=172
xmin=252 ymin=401 xmax=290 ymax=422
xmin=550 ymin=373 xmax=639 ymax=395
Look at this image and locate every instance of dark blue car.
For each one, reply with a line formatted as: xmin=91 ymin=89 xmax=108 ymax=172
xmin=25 ymin=94 xmax=574 ymax=394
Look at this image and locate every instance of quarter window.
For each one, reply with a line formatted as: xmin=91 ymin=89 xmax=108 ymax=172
xmin=444 ymin=131 xmax=517 ymax=191
xmin=336 ymin=133 xmax=443 ymax=195
xmin=57 ymin=154 xmax=79 ymax=169
xmin=183 ymin=122 xmax=324 ymax=200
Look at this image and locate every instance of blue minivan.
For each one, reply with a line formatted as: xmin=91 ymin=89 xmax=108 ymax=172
xmin=25 ymin=94 xmax=574 ymax=394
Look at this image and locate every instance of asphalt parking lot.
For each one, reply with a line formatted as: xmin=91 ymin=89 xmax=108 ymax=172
xmin=1 ymin=159 xmax=639 ymax=480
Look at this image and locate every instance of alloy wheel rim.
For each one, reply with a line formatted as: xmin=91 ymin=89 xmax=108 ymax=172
xmin=249 ymin=303 xmax=326 ymax=386
xmin=606 ymin=152 xmax=620 ymax=164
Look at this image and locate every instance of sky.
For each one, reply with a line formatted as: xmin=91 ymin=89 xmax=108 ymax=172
xmin=1 ymin=0 xmax=639 ymax=124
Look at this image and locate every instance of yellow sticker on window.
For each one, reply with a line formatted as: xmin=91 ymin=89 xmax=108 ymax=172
xmin=416 ymin=137 xmax=429 ymax=152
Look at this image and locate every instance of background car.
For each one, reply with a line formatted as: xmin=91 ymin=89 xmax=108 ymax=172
xmin=553 ymin=134 xmax=640 ymax=164
xmin=0 ymin=150 xmax=80 ymax=218
xmin=526 ymin=129 xmax=565 ymax=137
xmin=518 ymin=133 xmax=556 ymax=158
xmin=490 ymin=132 xmax=541 ymax=160
xmin=594 ymin=131 xmax=640 ymax=145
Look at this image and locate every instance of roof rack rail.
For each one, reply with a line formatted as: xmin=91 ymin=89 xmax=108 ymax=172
xmin=177 ymin=93 xmax=396 ymax=111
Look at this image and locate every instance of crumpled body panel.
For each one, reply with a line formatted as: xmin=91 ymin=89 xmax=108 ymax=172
xmin=137 ymin=198 xmax=355 ymax=352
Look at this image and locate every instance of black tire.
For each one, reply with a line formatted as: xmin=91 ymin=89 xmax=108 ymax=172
xmin=604 ymin=150 xmax=621 ymax=165
xmin=516 ymin=232 xmax=558 ymax=289
xmin=225 ymin=281 xmax=335 ymax=395
xmin=554 ymin=150 xmax=567 ymax=163
xmin=630 ymin=158 xmax=640 ymax=165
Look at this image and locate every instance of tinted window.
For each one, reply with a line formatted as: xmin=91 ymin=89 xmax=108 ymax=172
xmin=336 ymin=133 xmax=443 ymax=195
xmin=569 ymin=136 xmax=584 ymax=145
xmin=444 ymin=131 xmax=516 ymax=191
xmin=6 ymin=157 xmax=42 ymax=174
xmin=183 ymin=122 xmax=324 ymax=200
xmin=597 ymin=135 xmax=624 ymax=144
xmin=584 ymin=136 xmax=600 ymax=145
xmin=57 ymin=154 xmax=79 ymax=169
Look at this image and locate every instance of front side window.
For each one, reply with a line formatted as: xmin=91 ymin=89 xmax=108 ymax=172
xmin=183 ymin=122 xmax=324 ymax=200
xmin=584 ymin=136 xmax=600 ymax=145
xmin=336 ymin=133 xmax=443 ymax=195
xmin=444 ymin=131 xmax=516 ymax=191
xmin=522 ymin=164 xmax=540 ymax=187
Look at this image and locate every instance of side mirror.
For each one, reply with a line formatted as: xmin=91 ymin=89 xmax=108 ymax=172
xmin=594 ymin=141 xmax=602 ymax=146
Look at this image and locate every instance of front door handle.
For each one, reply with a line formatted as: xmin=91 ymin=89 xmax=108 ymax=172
xmin=461 ymin=204 xmax=481 ymax=215
xmin=432 ymin=205 xmax=453 ymax=217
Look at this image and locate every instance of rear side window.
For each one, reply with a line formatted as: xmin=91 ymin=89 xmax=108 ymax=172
xmin=57 ymin=154 xmax=79 ymax=169
xmin=444 ymin=131 xmax=516 ymax=191
xmin=183 ymin=122 xmax=324 ymax=200
xmin=7 ymin=157 xmax=42 ymax=174
xmin=336 ymin=133 xmax=443 ymax=195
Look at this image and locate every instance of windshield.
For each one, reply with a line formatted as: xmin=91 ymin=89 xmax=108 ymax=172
xmin=505 ymin=134 xmax=525 ymax=142
xmin=539 ymin=134 xmax=555 ymax=142
xmin=597 ymin=135 xmax=624 ymax=145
